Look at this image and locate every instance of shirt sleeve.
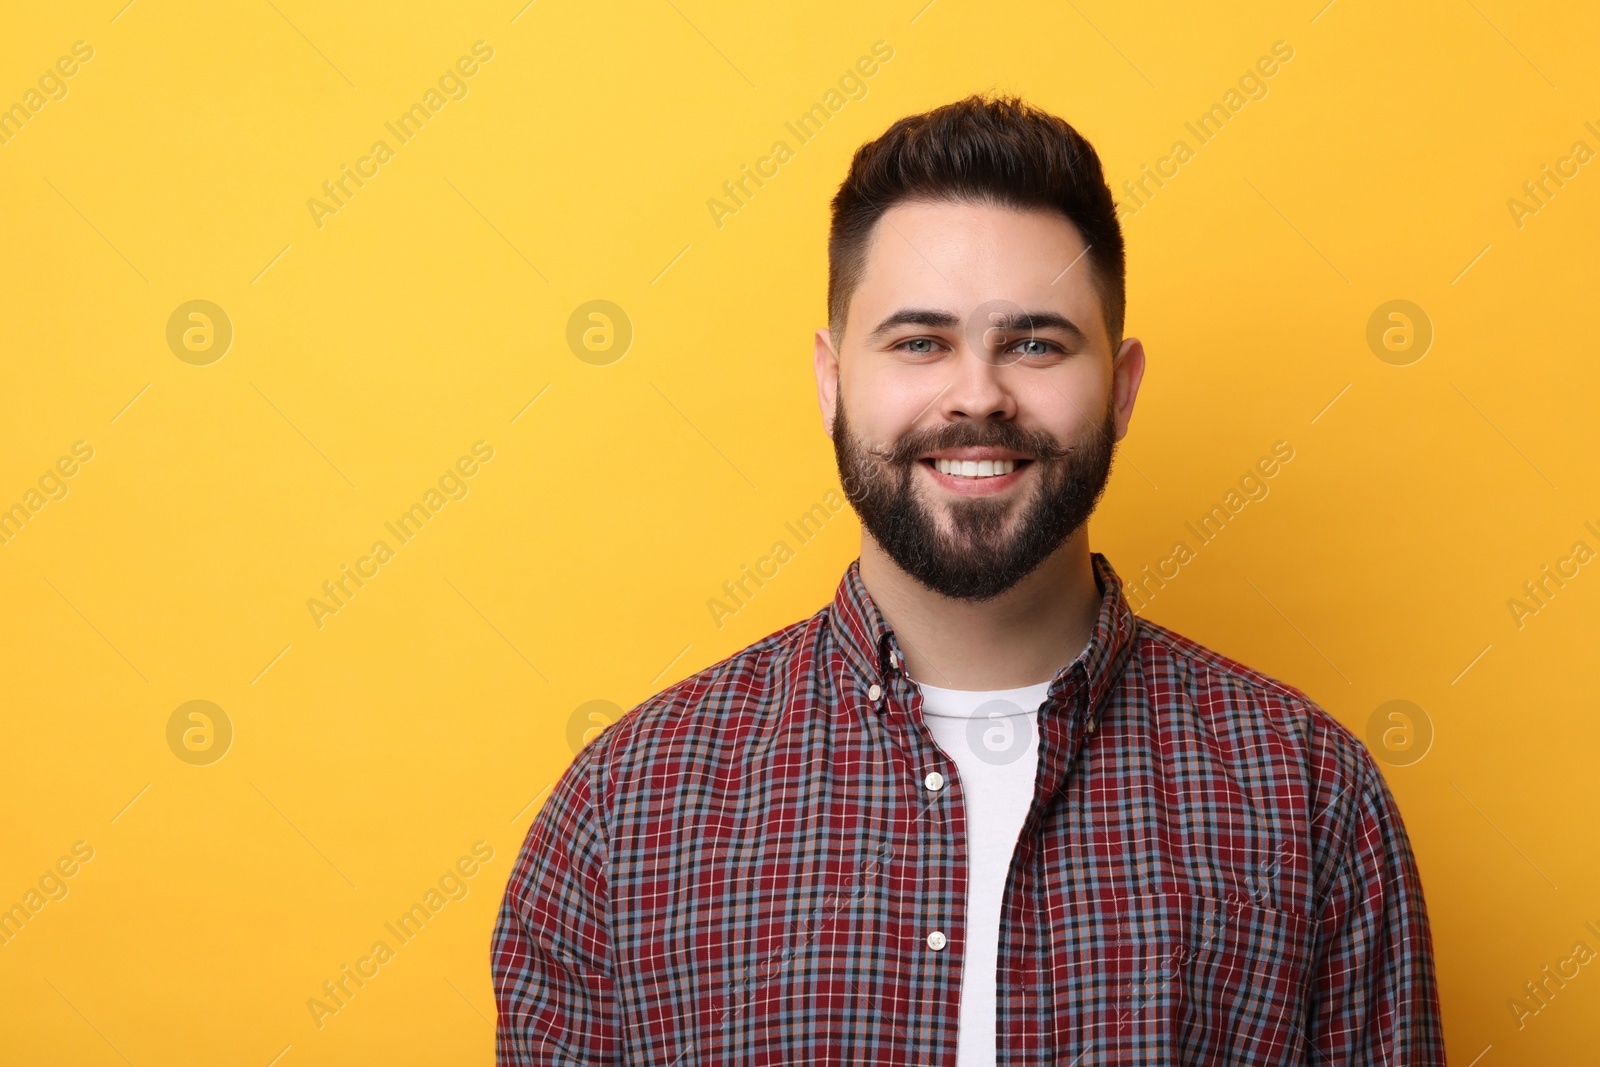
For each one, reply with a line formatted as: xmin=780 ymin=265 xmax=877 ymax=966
xmin=492 ymin=743 xmax=620 ymax=1065
xmin=1306 ymin=747 xmax=1446 ymax=1065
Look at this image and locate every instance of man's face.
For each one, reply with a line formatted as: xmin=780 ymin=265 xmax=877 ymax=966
xmin=815 ymin=199 xmax=1145 ymax=601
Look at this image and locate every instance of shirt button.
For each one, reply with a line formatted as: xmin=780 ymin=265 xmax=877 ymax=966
xmin=927 ymin=930 xmax=947 ymax=951
xmin=924 ymin=771 xmax=945 ymax=792
xmin=868 ymin=684 xmax=883 ymax=702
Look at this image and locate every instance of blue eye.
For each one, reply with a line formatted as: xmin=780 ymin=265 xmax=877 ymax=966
xmin=1010 ymin=338 xmax=1055 ymax=356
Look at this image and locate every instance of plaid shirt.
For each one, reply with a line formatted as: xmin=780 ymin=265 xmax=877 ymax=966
xmin=493 ymin=553 xmax=1444 ymax=1065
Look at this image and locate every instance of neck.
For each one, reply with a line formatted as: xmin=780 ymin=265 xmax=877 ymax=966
xmin=857 ymin=531 xmax=1102 ymax=691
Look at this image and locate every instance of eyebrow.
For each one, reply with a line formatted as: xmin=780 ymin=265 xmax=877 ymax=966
xmin=865 ymin=307 xmax=1090 ymax=348
xmin=864 ymin=308 xmax=961 ymax=342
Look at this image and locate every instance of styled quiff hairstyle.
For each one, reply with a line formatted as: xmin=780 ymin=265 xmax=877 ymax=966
xmin=827 ymin=93 xmax=1126 ymax=347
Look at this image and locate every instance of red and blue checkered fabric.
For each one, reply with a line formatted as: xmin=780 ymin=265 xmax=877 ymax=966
xmin=493 ymin=553 xmax=1444 ymax=1065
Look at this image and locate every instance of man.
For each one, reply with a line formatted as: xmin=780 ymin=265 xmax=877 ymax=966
xmin=493 ymin=95 xmax=1444 ymax=1065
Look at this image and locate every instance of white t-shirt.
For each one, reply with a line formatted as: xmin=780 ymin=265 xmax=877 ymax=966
xmin=915 ymin=679 xmax=1051 ymax=1067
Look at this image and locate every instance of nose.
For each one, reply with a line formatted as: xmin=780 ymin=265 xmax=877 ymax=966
xmin=938 ymin=344 xmax=1017 ymax=423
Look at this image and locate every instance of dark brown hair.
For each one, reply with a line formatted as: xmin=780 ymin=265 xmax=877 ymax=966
xmin=827 ymin=93 xmax=1125 ymax=347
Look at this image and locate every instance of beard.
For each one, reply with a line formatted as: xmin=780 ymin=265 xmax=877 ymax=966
xmin=831 ymin=391 xmax=1117 ymax=601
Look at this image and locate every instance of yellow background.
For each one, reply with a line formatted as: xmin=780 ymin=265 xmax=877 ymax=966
xmin=2 ymin=0 xmax=1597 ymax=1062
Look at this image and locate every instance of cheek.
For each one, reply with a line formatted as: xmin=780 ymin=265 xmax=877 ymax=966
xmin=844 ymin=364 xmax=941 ymax=440
xmin=1050 ymin=354 xmax=1111 ymax=397
xmin=1017 ymin=377 xmax=1099 ymax=443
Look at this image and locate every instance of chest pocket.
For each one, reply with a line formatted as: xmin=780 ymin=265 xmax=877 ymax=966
xmin=1111 ymin=891 xmax=1315 ymax=1065
xmin=690 ymin=843 xmax=898 ymax=1064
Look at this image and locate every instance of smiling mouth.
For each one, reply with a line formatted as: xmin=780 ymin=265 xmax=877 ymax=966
xmin=923 ymin=457 xmax=1030 ymax=479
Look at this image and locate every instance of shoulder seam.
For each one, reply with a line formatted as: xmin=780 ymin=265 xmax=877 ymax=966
xmin=1134 ymin=616 xmax=1378 ymax=786
xmin=633 ymin=609 xmax=824 ymax=713
xmin=580 ymin=731 xmax=619 ymax=971
xmin=1136 ymin=616 xmax=1320 ymax=710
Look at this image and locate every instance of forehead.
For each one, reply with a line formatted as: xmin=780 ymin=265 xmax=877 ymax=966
xmin=850 ymin=198 xmax=1103 ymax=343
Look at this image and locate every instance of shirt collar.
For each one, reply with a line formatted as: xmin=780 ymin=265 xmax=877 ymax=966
xmin=827 ymin=552 xmax=1138 ymax=718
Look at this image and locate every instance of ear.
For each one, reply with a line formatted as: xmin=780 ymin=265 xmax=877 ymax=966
xmin=1110 ymin=335 xmax=1146 ymax=443
xmin=814 ymin=327 xmax=841 ymax=438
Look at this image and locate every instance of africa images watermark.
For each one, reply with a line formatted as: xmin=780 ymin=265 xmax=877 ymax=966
xmin=0 ymin=440 xmax=95 ymax=548
xmin=1504 ymin=519 xmax=1600 ymax=630
xmin=1123 ymin=441 xmax=1296 ymax=614
xmin=1505 ymin=120 xmax=1600 ymax=230
xmin=705 ymin=40 xmax=895 ymax=230
xmin=0 ymin=39 xmax=95 ymax=147
xmin=306 ymin=441 xmax=495 ymax=629
xmin=1116 ymin=40 xmax=1295 ymax=219
xmin=1507 ymin=917 xmax=1600 ymax=1030
xmin=706 ymin=489 xmax=845 ymax=629
xmin=306 ymin=41 xmax=496 ymax=230
xmin=305 ymin=841 xmax=496 ymax=1030
xmin=0 ymin=841 xmax=95 ymax=948
xmin=714 ymin=843 xmax=895 ymax=1034
xmin=1123 ymin=846 xmax=1297 ymax=1028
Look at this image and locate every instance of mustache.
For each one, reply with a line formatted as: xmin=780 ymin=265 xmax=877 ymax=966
xmin=867 ymin=422 xmax=1076 ymax=466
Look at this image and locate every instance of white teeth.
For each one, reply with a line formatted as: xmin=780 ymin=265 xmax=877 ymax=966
xmin=933 ymin=458 xmax=1017 ymax=478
